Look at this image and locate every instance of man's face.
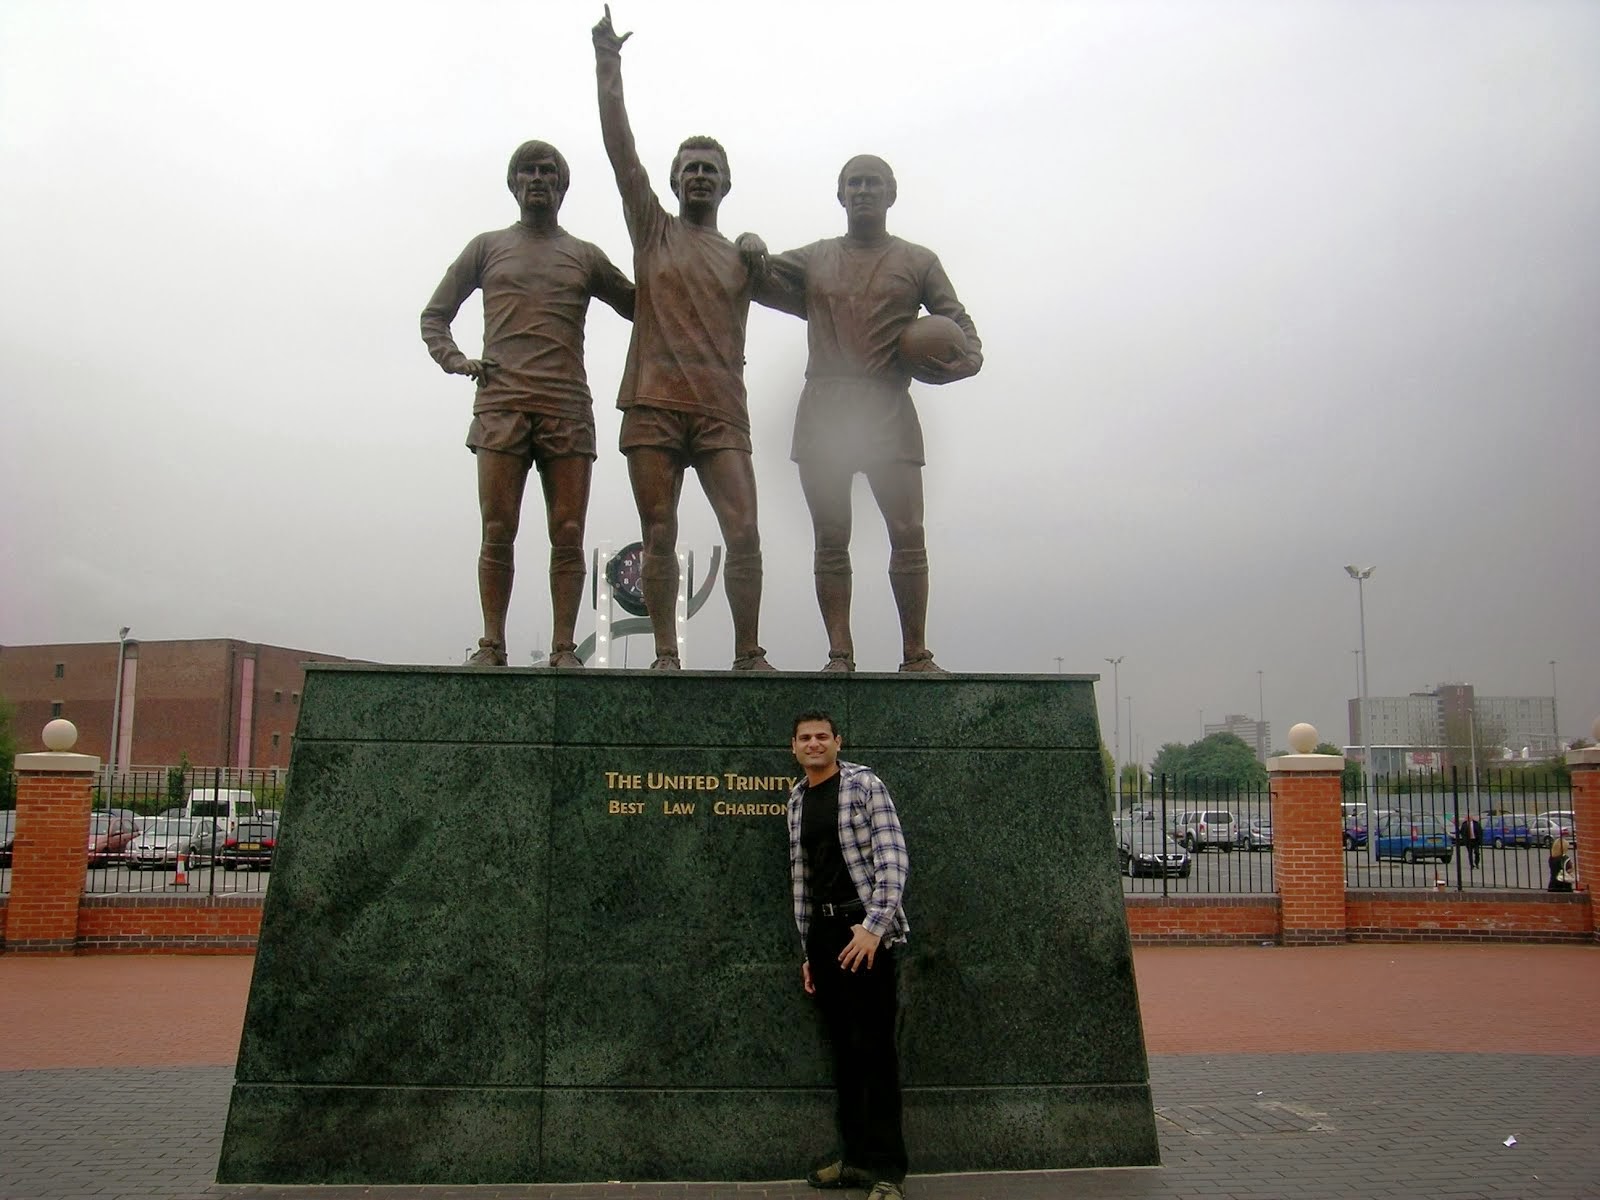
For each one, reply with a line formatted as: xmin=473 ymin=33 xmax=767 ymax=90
xmin=673 ymin=149 xmax=728 ymax=210
xmin=792 ymin=720 xmax=842 ymax=773
xmin=514 ymin=155 xmax=565 ymax=212
xmin=837 ymin=157 xmax=895 ymax=222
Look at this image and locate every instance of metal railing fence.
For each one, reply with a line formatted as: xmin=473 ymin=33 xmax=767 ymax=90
xmin=1113 ymin=774 xmax=1276 ymax=896
xmin=1344 ymin=766 xmax=1572 ymax=891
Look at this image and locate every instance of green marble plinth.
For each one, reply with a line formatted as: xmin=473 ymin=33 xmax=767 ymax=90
xmin=217 ymin=666 xmax=1158 ymax=1184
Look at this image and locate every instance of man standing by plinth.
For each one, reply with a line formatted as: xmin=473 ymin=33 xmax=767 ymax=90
xmin=422 ymin=140 xmax=634 ymax=668
xmin=750 ymin=155 xmax=982 ymax=673
xmin=788 ymin=710 xmax=909 ymax=1200
xmin=592 ymin=5 xmax=777 ymax=670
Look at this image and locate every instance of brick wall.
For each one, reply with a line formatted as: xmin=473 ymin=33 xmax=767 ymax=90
xmin=1269 ymin=765 xmax=1347 ymax=945
xmin=77 ymin=894 xmax=263 ymax=953
xmin=1125 ymin=896 xmax=1280 ymax=945
xmin=6 ymin=768 xmax=95 ymax=954
xmin=1347 ymin=891 xmax=1591 ymax=943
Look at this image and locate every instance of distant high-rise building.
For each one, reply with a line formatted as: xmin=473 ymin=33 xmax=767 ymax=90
xmin=1204 ymin=713 xmax=1270 ymax=763
xmin=1346 ymin=682 xmax=1560 ymax=766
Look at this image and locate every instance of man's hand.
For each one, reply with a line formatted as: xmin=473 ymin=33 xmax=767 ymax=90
xmin=448 ymin=355 xmax=497 ymax=385
xmin=911 ymin=347 xmax=980 ymax=386
xmin=593 ymin=4 xmax=632 ymax=53
xmin=838 ymin=925 xmax=882 ymax=973
xmin=802 ymin=959 xmax=815 ymax=995
xmin=736 ymin=232 xmax=768 ymax=278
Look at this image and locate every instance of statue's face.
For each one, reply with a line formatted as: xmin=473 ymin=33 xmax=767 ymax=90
xmin=513 ymin=154 xmax=565 ymax=212
xmin=671 ymin=147 xmax=728 ymax=209
xmin=837 ymin=156 xmax=895 ymax=222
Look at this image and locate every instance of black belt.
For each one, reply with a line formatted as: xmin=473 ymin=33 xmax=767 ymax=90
xmin=818 ymin=898 xmax=865 ymax=919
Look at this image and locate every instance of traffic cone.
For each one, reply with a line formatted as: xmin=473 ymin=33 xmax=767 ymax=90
xmin=175 ymin=851 xmax=189 ymax=887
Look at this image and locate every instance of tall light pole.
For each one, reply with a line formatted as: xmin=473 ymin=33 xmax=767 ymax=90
xmin=108 ymin=626 xmax=132 ymax=807
xmin=1550 ymin=659 xmax=1560 ymax=757
xmin=1344 ymin=566 xmax=1376 ymax=839
xmin=1126 ymin=695 xmax=1135 ymax=775
xmin=1054 ymin=656 xmax=1064 ymax=674
xmin=1256 ymin=668 xmax=1266 ymax=761
xmin=1104 ymin=657 xmax=1124 ymax=774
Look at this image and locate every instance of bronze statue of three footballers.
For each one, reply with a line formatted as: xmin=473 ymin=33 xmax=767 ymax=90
xmin=422 ymin=6 xmax=982 ymax=673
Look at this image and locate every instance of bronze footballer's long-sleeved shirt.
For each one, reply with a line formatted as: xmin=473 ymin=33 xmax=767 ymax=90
xmin=421 ymin=223 xmax=633 ymax=418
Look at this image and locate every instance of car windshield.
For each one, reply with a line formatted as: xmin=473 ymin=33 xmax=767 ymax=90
xmin=146 ymin=818 xmax=198 ymax=837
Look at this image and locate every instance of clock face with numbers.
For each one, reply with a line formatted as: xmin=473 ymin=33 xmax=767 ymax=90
xmin=605 ymin=541 xmax=649 ymax=617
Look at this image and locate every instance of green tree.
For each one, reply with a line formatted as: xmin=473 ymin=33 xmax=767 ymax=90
xmin=1150 ymin=741 xmax=1191 ymax=782
xmin=1119 ymin=761 xmax=1148 ymax=798
xmin=1180 ymin=732 xmax=1268 ymax=788
xmin=166 ymin=751 xmax=192 ymax=806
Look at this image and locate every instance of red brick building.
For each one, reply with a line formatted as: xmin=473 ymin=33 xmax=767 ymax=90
xmin=0 ymin=639 xmax=361 ymax=769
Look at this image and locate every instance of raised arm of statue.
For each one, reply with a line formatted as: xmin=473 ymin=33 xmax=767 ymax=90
xmin=594 ymin=5 xmax=656 ymax=241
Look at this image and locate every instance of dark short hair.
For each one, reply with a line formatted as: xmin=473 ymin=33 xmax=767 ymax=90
xmin=506 ymin=140 xmax=571 ymax=197
xmin=837 ymin=153 xmax=896 ymax=196
xmin=792 ymin=709 xmax=839 ymax=738
xmin=670 ymin=135 xmax=730 ymax=195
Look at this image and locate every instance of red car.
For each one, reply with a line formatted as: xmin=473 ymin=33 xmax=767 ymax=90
xmin=87 ymin=813 xmax=141 ymax=866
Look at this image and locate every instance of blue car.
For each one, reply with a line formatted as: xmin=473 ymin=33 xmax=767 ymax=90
xmin=1375 ymin=814 xmax=1453 ymax=864
xmin=1479 ymin=815 xmax=1533 ymax=849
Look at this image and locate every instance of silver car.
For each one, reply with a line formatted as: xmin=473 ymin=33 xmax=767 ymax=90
xmin=126 ymin=817 xmax=202 ymax=869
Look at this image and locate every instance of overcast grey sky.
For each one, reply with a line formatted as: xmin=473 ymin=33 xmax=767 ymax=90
xmin=2 ymin=0 xmax=1596 ymax=762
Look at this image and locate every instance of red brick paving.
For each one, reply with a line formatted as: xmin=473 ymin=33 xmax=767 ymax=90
xmin=1 ymin=944 xmax=1595 ymax=1070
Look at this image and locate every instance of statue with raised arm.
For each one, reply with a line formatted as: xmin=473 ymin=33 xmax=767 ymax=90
xmin=422 ymin=140 xmax=634 ymax=667
xmin=592 ymin=4 xmax=777 ymax=671
xmin=749 ymin=156 xmax=983 ymax=673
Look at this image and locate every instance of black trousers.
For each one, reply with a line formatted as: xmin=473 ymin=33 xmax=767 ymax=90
xmin=808 ymin=915 xmax=907 ymax=1185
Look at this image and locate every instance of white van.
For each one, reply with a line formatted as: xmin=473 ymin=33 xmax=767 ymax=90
xmin=183 ymin=788 xmax=258 ymax=837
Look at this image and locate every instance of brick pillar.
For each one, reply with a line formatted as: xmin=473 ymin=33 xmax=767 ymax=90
xmin=1269 ymin=749 xmax=1347 ymax=946
xmin=7 ymin=740 xmax=99 ymax=955
xmin=1568 ymin=742 xmax=1600 ymax=941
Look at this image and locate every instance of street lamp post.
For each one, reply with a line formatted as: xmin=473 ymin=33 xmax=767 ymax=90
xmin=108 ymin=625 xmax=132 ymax=809
xmin=1256 ymin=668 xmax=1265 ymax=761
xmin=1550 ymin=659 xmax=1560 ymax=757
xmin=1104 ymin=656 xmax=1124 ymax=801
xmin=1345 ymin=566 xmax=1376 ymax=857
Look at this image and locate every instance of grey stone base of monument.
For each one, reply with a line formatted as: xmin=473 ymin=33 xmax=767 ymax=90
xmin=217 ymin=666 xmax=1159 ymax=1185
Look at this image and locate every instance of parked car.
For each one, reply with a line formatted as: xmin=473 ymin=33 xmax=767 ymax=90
xmin=1167 ymin=809 xmax=1237 ymax=852
xmin=126 ymin=817 xmax=203 ymax=869
xmin=1116 ymin=820 xmax=1191 ymax=878
xmin=87 ymin=813 xmax=142 ymax=865
xmin=184 ymin=788 xmax=258 ymax=838
xmin=1374 ymin=813 xmax=1453 ymax=864
xmin=1529 ymin=814 xmax=1571 ymax=847
xmin=1480 ymin=814 xmax=1533 ymax=849
xmin=0 ymin=810 xmax=15 ymax=868
xmin=1237 ymin=816 xmax=1273 ymax=852
xmin=218 ymin=818 xmax=279 ymax=870
xmin=1537 ymin=810 xmax=1577 ymax=844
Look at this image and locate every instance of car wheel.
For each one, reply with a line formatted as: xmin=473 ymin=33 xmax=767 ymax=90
xmin=1184 ymin=834 xmax=1198 ymax=852
xmin=1402 ymin=849 xmax=1416 ymax=864
xmin=1124 ymin=855 xmax=1137 ymax=878
xmin=1442 ymin=851 xmax=1453 ymax=864
xmin=1343 ymin=834 xmax=1354 ymax=850
xmin=1492 ymin=837 xmax=1504 ymax=849
xmin=1177 ymin=864 xmax=1192 ymax=878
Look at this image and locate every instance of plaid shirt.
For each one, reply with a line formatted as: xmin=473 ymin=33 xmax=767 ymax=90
xmin=788 ymin=761 xmax=910 ymax=952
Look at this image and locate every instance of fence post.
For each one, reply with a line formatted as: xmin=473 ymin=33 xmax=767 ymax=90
xmin=1567 ymin=722 xmax=1600 ymax=941
xmin=1268 ymin=723 xmax=1346 ymax=946
xmin=7 ymin=720 xmax=98 ymax=955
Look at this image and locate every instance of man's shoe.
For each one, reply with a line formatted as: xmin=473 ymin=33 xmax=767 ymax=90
xmin=805 ymin=1159 xmax=871 ymax=1190
xmin=821 ymin=651 xmax=854 ymax=673
xmin=898 ymin=650 xmax=945 ymax=674
xmin=467 ymin=639 xmax=507 ymax=667
xmin=731 ymin=649 xmax=778 ymax=671
xmin=866 ymin=1182 xmax=905 ymax=1200
xmin=649 ymin=653 xmax=682 ymax=670
xmin=545 ymin=642 xmax=583 ymax=669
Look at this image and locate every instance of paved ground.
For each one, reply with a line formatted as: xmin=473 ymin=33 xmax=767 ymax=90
xmin=2 ymin=946 xmax=1598 ymax=1199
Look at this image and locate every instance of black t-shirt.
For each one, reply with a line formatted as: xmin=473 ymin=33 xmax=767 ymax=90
xmin=800 ymin=772 xmax=858 ymax=906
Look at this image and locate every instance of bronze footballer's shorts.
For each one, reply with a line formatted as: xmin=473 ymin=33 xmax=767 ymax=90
xmin=619 ymin=404 xmax=752 ymax=463
xmin=790 ymin=378 xmax=924 ymax=470
xmin=467 ymin=410 xmax=597 ymax=463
